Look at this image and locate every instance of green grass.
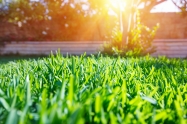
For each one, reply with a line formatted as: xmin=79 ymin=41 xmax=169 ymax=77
xmin=0 ymin=55 xmax=47 ymax=64
xmin=0 ymin=53 xmax=187 ymax=124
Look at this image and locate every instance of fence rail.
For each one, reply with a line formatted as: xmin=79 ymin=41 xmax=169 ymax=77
xmin=0 ymin=39 xmax=187 ymax=58
xmin=152 ymin=39 xmax=187 ymax=58
xmin=0 ymin=41 xmax=104 ymax=55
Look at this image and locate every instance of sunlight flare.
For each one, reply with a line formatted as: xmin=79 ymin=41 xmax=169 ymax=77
xmin=109 ymin=0 xmax=126 ymax=11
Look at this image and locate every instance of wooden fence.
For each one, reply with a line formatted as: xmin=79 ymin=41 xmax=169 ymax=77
xmin=0 ymin=41 xmax=104 ymax=55
xmin=0 ymin=39 xmax=187 ymax=58
xmin=152 ymin=39 xmax=187 ymax=58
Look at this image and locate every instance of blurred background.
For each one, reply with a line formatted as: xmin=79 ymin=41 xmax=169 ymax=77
xmin=0 ymin=0 xmax=187 ymax=61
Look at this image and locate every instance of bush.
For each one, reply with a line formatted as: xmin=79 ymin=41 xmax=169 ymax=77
xmin=102 ymin=11 xmax=159 ymax=57
xmin=102 ymin=27 xmax=123 ymax=56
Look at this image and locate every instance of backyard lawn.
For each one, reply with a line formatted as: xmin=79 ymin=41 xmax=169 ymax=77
xmin=0 ymin=56 xmax=47 ymax=64
xmin=0 ymin=53 xmax=187 ymax=123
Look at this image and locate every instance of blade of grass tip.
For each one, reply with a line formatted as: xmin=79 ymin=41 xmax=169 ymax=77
xmin=60 ymin=80 xmax=67 ymax=100
xmin=141 ymin=95 xmax=157 ymax=105
xmin=83 ymin=52 xmax=87 ymax=57
xmin=72 ymin=57 xmax=75 ymax=75
xmin=56 ymin=62 xmax=64 ymax=76
xmin=102 ymin=68 xmax=109 ymax=87
xmin=94 ymin=93 xmax=102 ymax=123
xmin=95 ymin=93 xmax=101 ymax=114
xmin=97 ymin=52 xmax=101 ymax=58
xmin=0 ymin=98 xmax=10 ymax=111
xmin=50 ymin=51 xmax=54 ymax=58
xmin=155 ymin=110 xmax=167 ymax=122
xmin=149 ymin=87 xmax=159 ymax=97
xmin=66 ymin=52 xmax=69 ymax=58
xmin=79 ymin=54 xmax=84 ymax=64
xmin=10 ymin=95 xmax=17 ymax=109
xmin=57 ymin=48 xmax=61 ymax=58
xmin=0 ymin=88 xmax=5 ymax=95
xmin=171 ymin=75 xmax=177 ymax=86
xmin=67 ymin=75 xmax=75 ymax=109
xmin=148 ymin=66 xmax=155 ymax=77
xmin=40 ymin=89 xmax=48 ymax=112
xmin=107 ymin=98 xmax=114 ymax=112
xmin=26 ymin=75 xmax=31 ymax=105
xmin=121 ymin=79 xmax=127 ymax=107
xmin=13 ymin=75 xmax=16 ymax=89
xmin=44 ymin=63 xmax=54 ymax=76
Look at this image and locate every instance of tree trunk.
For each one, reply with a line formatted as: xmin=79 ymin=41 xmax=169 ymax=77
xmin=121 ymin=0 xmax=134 ymax=48
xmin=121 ymin=11 xmax=129 ymax=47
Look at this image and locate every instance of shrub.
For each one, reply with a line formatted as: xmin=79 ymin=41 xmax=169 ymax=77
xmin=102 ymin=11 xmax=159 ymax=57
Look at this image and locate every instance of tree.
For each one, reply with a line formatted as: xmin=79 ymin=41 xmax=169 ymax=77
xmin=88 ymin=0 xmax=166 ymax=46
xmin=172 ymin=0 xmax=187 ymax=16
xmin=120 ymin=0 xmax=166 ymax=46
xmin=0 ymin=0 xmax=92 ymax=41
xmin=0 ymin=0 xmax=167 ymax=42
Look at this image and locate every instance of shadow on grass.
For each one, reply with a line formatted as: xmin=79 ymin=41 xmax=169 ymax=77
xmin=0 ymin=55 xmax=48 ymax=64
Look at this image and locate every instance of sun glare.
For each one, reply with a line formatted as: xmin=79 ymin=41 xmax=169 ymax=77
xmin=109 ymin=0 xmax=125 ymax=11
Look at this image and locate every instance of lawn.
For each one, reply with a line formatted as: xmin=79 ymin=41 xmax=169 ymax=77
xmin=0 ymin=55 xmax=47 ymax=64
xmin=0 ymin=53 xmax=187 ymax=124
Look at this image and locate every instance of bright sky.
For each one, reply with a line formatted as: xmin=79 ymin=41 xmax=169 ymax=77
xmin=31 ymin=0 xmax=181 ymax=12
xmin=2 ymin=0 xmax=181 ymax=13
xmin=151 ymin=0 xmax=180 ymax=13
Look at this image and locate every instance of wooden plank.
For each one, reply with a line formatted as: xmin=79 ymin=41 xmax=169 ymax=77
xmin=5 ymin=41 xmax=104 ymax=45
xmin=153 ymin=39 xmax=187 ymax=42
xmin=5 ymin=44 xmax=102 ymax=48
xmin=1 ymin=50 xmax=97 ymax=55
xmin=4 ymin=41 xmax=103 ymax=44
xmin=153 ymin=43 xmax=187 ymax=46
xmin=3 ymin=41 xmax=103 ymax=44
xmin=155 ymin=47 xmax=187 ymax=51
xmin=151 ymin=54 xmax=187 ymax=58
xmin=2 ymin=47 xmax=100 ymax=51
xmin=152 ymin=52 xmax=187 ymax=55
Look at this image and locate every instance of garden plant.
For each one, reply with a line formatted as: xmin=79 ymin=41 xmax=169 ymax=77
xmin=102 ymin=10 xmax=159 ymax=57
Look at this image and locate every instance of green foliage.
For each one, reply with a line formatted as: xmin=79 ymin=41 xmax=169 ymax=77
xmin=0 ymin=0 xmax=118 ymax=41
xmin=42 ymin=0 xmax=89 ymax=41
xmin=0 ymin=53 xmax=187 ymax=123
xmin=0 ymin=1 xmax=92 ymax=41
xmin=102 ymin=11 xmax=159 ymax=57
xmin=102 ymin=27 xmax=123 ymax=56
xmin=126 ymin=11 xmax=159 ymax=56
xmin=0 ymin=0 xmax=47 ymax=41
